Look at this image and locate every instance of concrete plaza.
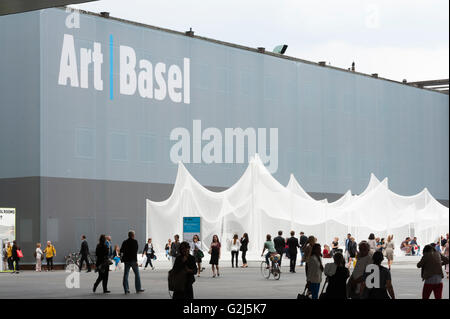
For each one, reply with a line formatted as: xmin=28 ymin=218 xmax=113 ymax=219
xmin=0 ymin=257 xmax=448 ymax=299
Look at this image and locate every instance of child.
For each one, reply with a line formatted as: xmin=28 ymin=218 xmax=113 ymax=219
xmin=323 ymin=244 xmax=331 ymax=258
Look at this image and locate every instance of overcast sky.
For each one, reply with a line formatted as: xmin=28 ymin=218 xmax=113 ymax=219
xmin=70 ymin=0 xmax=449 ymax=82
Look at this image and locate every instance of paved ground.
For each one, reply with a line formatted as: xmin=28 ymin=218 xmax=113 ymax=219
xmin=0 ymin=258 xmax=448 ymax=299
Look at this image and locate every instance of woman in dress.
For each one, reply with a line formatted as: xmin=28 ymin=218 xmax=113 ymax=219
xmin=385 ymin=235 xmax=395 ymax=270
xmin=209 ymin=235 xmax=221 ymax=277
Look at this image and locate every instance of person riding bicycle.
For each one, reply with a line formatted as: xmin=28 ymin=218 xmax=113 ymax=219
xmin=261 ymin=234 xmax=278 ymax=269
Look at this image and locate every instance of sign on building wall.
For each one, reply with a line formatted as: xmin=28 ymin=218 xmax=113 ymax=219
xmin=183 ymin=217 xmax=201 ymax=250
xmin=0 ymin=208 xmax=15 ymax=272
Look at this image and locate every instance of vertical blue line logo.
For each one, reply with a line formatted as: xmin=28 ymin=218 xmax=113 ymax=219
xmin=109 ymin=34 xmax=114 ymax=100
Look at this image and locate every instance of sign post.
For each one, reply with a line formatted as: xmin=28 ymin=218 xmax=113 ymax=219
xmin=183 ymin=217 xmax=201 ymax=250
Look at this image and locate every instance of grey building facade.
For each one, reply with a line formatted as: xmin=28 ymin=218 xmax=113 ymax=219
xmin=0 ymin=8 xmax=448 ymax=263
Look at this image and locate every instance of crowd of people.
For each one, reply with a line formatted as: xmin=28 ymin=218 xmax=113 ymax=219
xmin=1 ymin=231 xmax=448 ymax=300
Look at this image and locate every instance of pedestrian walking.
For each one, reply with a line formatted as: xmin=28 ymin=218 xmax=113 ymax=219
xmin=348 ymin=241 xmax=372 ymax=299
xmin=209 ymin=235 xmax=221 ymax=277
xmin=191 ymin=234 xmax=204 ymax=277
xmin=170 ymin=235 xmax=181 ymax=266
xmin=287 ymin=231 xmax=300 ymax=273
xmin=230 ymin=234 xmax=240 ymax=268
xmin=11 ymin=241 xmax=21 ymax=273
xmin=361 ymin=251 xmax=395 ymax=299
xmin=2 ymin=243 xmax=8 ymax=271
xmin=120 ymin=230 xmax=145 ymax=294
xmin=165 ymin=239 xmax=172 ymax=260
xmin=142 ymin=238 xmax=155 ymax=270
xmin=6 ymin=242 xmax=13 ymax=271
xmin=112 ymin=245 xmax=121 ymax=271
xmin=368 ymin=233 xmax=377 ymax=256
xmin=299 ymin=232 xmax=308 ymax=266
xmin=170 ymin=241 xmax=198 ymax=299
xmin=417 ymin=245 xmax=444 ymax=299
xmin=240 ymin=233 xmax=249 ymax=268
xmin=43 ymin=241 xmax=56 ymax=271
xmin=347 ymin=237 xmax=357 ymax=269
xmin=306 ymin=243 xmax=323 ymax=299
xmin=322 ymin=252 xmax=349 ymax=299
xmin=93 ymin=234 xmax=110 ymax=293
xmin=273 ymin=231 xmax=285 ymax=266
xmin=35 ymin=243 xmax=43 ymax=272
xmin=385 ymin=235 xmax=395 ymax=270
xmin=79 ymin=235 xmax=91 ymax=272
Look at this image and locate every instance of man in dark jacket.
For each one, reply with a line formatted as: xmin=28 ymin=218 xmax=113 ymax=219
xmin=79 ymin=235 xmax=91 ymax=272
xmin=287 ymin=231 xmax=300 ymax=272
xmin=273 ymin=231 xmax=285 ymax=266
xmin=120 ymin=231 xmax=145 ymax=294
xmin=299 ymin=232 xmax=308 ymax=266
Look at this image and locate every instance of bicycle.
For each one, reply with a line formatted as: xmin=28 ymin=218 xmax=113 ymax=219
xmin=64 ymin=252 xmax=80 ymax=270
xmin=260 ymin=254 xmax=281 ymax=280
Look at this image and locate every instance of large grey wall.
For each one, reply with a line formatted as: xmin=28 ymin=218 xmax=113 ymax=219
xmin=37 ymin=8 xmax=448 ymax=200
xmin=0 ymin=11 xmax=41 ymax=263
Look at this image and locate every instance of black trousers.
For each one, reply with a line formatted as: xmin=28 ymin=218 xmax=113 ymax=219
xmin=289 ymin=253 xmax=297 ymax=272
xmin=46 ymin=257 xmax=54 ymax=270
xmin=231 ymin=251 xmax=239 ymax=267
xmin=79 ymin=254 xmax=91 ymax=271
xmin=94 ymin=268 xmax=109 ymax=292
xmin=173 ymin=283 xmax=194 ymax=299
xmin=13 ymin=258 xmax=20 ymax=271
xmin=241 ymin=250 xmax=247 ymax=264
xmin=277 ymin=250 xmax=283 ymax=266
xmin=7 ymin=257 xmax=14 ymax=270
xmin=144 ymin=255 xmax=153 ymax=268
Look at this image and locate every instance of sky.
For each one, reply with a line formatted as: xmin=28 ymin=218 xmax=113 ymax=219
xmin=70 ymin=0 xmax=449 ymax=82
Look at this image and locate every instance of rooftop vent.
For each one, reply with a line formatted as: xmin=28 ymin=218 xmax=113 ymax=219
xmin=185 ymin=28 xmax=194 ymax=36
xmin=100 ymin=12 xmax=110 ymax=18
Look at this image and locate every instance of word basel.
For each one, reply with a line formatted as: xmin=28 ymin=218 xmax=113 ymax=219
xmin=57 ymin=34 xmax=190 ymax=103
xmin=170 ymin=120 xmax=279 ymax=173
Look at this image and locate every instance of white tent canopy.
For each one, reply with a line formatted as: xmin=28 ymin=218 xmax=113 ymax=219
xmin=146 ymin=155 xmax=449 ymax=259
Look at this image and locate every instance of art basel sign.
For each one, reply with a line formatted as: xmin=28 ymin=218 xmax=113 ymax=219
xmin=57 ymin=33 xmax=190 ymax=104
xmin=58 ymin=9 xmax=278 ymax=173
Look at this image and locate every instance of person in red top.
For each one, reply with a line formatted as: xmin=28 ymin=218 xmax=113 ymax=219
xmin=323 ymin=244 xmax=331 ymax=258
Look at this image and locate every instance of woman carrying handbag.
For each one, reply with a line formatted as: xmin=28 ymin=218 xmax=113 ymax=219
xmin=93 ymin=234 xmax=111 ymax=293
xmin=170 ymin=241 xmax=198 ymax=299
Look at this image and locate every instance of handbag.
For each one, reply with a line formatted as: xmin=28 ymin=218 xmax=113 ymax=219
xmin=16 ymin=250 xmax=24 ymax=258
xmin=297 ymin=285 xmax=310 ymax=300
xmin=196 ymin=249 xmax=204 ymax=259
xmin=168 ymin=269 xmax=187 ymax=292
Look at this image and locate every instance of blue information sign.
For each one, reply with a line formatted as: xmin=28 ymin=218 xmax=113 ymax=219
xmin=183 ymin=217 xmax=201 ymax=248
xmin=183 ymin=217 xmax=201 ymax=233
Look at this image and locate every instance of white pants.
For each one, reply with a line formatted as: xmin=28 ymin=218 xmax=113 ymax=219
xmin=36 ymin=257 xmax=42 ymax=271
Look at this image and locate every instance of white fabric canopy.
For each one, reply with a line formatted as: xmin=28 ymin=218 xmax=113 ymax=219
xmin=146 ymin=155 xmax=449 ymax=259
